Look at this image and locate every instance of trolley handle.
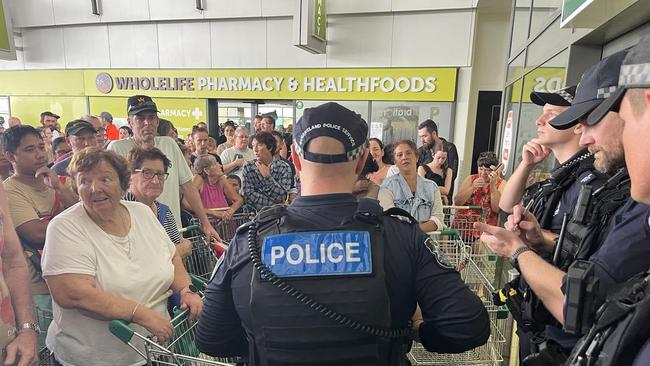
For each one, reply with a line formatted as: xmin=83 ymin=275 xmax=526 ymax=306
xmin=109 ymin=275 xmax=206 ymax=344
xmin=442 ymin=205 xmax=483 ymax=210
xmin=178 ymin=224 xmax=200 ymax=234
xmin=426 ymin=228 xmax=461 ymax=238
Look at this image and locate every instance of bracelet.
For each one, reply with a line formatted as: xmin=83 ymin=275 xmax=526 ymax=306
xmin=130 ymin=303 xmax=140 ymax=323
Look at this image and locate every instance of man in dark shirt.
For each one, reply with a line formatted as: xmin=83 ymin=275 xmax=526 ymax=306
xmin=197 ymin=102 xmax=489 ymax=365
xmin=416 ymin=119 xmax=458 ymax=198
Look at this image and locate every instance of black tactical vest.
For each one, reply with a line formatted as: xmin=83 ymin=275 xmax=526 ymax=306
xmin=248 ymin=200 xmax=410 ymax=366
xmin=566 ymin=269 xmax=650 ymax=366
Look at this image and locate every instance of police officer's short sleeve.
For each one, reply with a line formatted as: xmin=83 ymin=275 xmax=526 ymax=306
xmin=411 ymin=228 xmax=490 ymax=353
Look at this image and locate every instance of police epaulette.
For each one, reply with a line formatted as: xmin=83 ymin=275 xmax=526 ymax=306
xmin=383 ymin=207 xmax=418 ymax=225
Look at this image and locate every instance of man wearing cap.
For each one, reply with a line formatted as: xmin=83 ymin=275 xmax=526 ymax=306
xmin=560 ymin=35 xmax=650 ymax=366
xmin=52 ymin=120 xmax=98 ymax=176
xmin=100 ymin=112 xmax=119 ymax=142
xmin=108 ymin=95 xmax=220 ymax=242
xmin=40 ymin=111 xmax=60 ymax=130
xmin=478 ymin=51 xmax=650 ymax=364
xmin=196 ymin=102 xmax=490 ymax=365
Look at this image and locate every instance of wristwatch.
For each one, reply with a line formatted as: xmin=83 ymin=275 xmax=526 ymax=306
xmin=180 ymin=284 xmax=199 ymax=295
xmin=18 ymin=322 xmax=40 ymax=334
xmin=510 ymin=246 xmax=532 ymax=268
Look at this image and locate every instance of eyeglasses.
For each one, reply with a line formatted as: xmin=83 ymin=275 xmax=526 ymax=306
xmin=134 ymin=169 xmax=169 ymax=181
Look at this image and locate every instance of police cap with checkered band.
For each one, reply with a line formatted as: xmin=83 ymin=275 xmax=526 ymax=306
xmin=293 ymin=102 xmax=368 ymax=164
xmin=589 ymin=35 xmax=650 ymax=125
xmin=550 ymin=49 xmax=629 ymax=129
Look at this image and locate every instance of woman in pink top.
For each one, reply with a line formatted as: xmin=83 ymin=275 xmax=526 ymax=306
xmin=193 ymin=154 xmax=243 ymax=220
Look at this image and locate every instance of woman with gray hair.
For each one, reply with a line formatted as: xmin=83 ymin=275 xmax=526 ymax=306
xmin=193 ymin=154 xmax=243 ymax=220
xmin=41 ymin=147 xmax=202 ymax=366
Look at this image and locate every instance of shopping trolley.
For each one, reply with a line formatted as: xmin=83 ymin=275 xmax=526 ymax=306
xmin=408 ymin=228 xmax=509 ymax=366
xmin=208 ymin=205 xmax=257 ymax=244
xmin=108 ymin=276 xmax=243 ymax=366
xmin=445 ymin=205 xmax=491 ymax=244
xmin=180 ymin=224 xmax=219 ymax=282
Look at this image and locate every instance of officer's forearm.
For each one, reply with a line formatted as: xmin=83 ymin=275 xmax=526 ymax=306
xmin=499 ymin=162 xmax=535 ymax=213
xmin=517 ymin=250 xmax=566 ymax=324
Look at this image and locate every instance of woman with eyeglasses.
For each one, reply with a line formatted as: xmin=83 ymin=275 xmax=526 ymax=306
xmin=125 ymin=146 xmax=193 ymax=259
xmin=452 ymin=151 xmax=505 ymax=239
xmin=378 ymin=140 xmax=445 ymax=233
xmin=41 ymin=147 xmax=202 ymax=366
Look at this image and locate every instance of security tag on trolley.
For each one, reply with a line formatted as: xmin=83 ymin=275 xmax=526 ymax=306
xmin=261 ymin=231 xmax=372 ymax=278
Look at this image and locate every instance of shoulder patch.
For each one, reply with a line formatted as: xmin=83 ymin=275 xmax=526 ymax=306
xmin=580 ymin=172 xmax=596 ymax=184
xmin=424 ymin=237 xmax=455 ymax=270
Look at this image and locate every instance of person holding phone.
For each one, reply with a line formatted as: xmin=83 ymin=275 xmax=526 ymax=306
xmin=453 ymin=152 xmax=505 ymax=239
xmin=219 ymin=127 xmax=255 ymax=180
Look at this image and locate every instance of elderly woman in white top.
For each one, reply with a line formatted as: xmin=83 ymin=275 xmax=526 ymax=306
xmin=378 ymin=140 xmax=445 ymax=232
xmin=42 ymin=148 xmax=202 ymax=366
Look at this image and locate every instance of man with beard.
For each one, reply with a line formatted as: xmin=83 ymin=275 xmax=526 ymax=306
xmin=108 ymin=95 xmax=221 ymax=242
xmin=417 ymin=119 xmax=459 ymax=198
xmin=478 ymin=51 xmax=650 ymax=365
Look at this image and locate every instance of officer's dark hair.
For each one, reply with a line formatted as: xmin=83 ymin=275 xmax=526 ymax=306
xmin=1 ymin=125 xmax=42 ymax=154
xmin=252 ymin=131 xmax=277 ymax=155
xmin=392 ymin=139 xmax=418 ymax=156
xmin=418 ymin=119 xmax=438 ymax=135
xmin=477 ymin=151 xmax=498 ymax=168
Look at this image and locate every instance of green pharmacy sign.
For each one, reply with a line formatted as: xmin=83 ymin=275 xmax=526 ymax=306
xmin=312 ymin=0 xmax=326 ymax=42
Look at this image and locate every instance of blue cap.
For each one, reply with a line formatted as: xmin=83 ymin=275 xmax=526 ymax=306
xmin=293 ymin=102 xmax=368 ymax=164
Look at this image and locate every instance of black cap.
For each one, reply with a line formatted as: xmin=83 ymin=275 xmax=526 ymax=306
xmin=65 ymin=120 xmax=97 ymax=136
xmin=589 ymin=35 xmax=650 ymax=125
xmin=530 ymin=85 xmax=576 ymax=107
xmin=550 ymin=50 xmax=628 ymax=129
xmin=293 ymin=102 xmax=368 ymax=164
xmin=127 ymin=95 xmax=159 ymax=116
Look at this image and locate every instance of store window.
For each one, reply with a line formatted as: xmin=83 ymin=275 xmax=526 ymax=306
xmin=510 ymin=0 xmax=531 ymax=58
xmin=258 ymin=104 xmax=295 ymax=130
xmin=218 ymin=102 xmax=252 ymax=127
xmin=371 ymin=102 xmax=453 ymax=146
xmin=512 ymin=49 xmax=568 ymax=183
xmin=530 ymin=0 xmax=561 ymax=37
xmin=500 ymin=79 xmax=522 ymax=177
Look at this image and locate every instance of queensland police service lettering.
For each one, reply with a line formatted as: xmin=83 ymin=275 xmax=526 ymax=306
xmin=262 ymin=231 xmax=372 ymax=278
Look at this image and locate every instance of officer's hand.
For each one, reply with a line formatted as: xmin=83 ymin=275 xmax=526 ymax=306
xmin=521 ymin=139 xmax=551 ymax=167
xmin=505 ymin=205 xmax=551 ymax=252
xmin=474 ymin=222 xmax=526 ymax=258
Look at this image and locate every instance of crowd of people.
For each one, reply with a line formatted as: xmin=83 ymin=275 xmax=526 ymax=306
xmin=1 ymin=35 xmax=649 ymax=366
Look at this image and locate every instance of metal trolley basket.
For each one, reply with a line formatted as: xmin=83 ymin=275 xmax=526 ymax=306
xmin=180 ymin=224 xmax=219 ymax=282
xmin=408 ymin=228 xmax=509 ymax=366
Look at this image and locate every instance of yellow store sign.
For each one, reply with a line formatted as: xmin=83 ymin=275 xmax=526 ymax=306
xmin=90 ymin=96 xmax=207 ymax=136
xmin=511 ymin=67 xmax=566 ymax=103
xmin=83 ymin=68 xmax=457 ymax=102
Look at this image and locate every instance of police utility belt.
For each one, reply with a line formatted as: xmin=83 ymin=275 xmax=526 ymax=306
xmin=245 ymin=199 xmax=411 ymax=366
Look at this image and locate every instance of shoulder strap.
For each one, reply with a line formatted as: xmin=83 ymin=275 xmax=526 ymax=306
xmin=353 ymin=198 xmax=383 ymax=225
xmin=156 ymin=202 xmax=169 ymax=225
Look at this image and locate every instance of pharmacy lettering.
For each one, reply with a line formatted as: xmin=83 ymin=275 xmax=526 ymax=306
xmin=87 ymin=68 xmax=458 ymax=102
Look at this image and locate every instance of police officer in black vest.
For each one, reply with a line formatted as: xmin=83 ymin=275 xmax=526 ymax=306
xmin=564 ymin=35 xmax=650 ymax=366
xmin=497 ymin=82 xmax=606 ymax=362
xmin=478 ymin=51 xmax=650 ymax=365
xmin=196 ymin=102 xmax=490 ymax=365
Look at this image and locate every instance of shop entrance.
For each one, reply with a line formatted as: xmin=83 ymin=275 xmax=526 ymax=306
xmin=207 ymin=99 xmax=295 ymax=134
